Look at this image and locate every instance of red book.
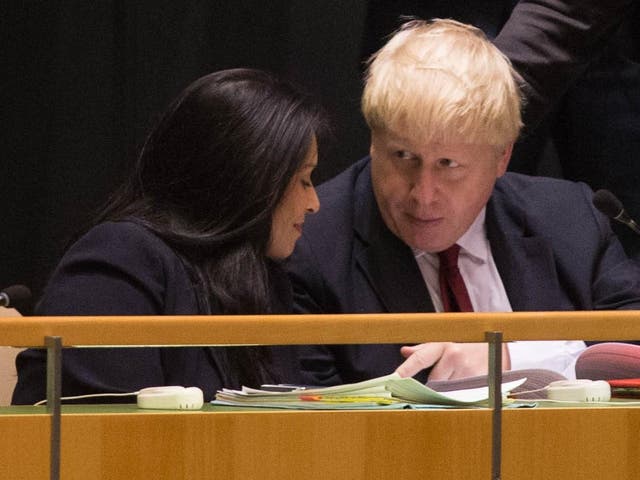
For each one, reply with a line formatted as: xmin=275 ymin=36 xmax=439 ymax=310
xmin=607 ymin=378 xmax=640 ymax=398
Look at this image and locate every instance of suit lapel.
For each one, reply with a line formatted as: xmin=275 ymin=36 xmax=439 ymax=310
xmin=352 ymin=162 xmax=435 ymax=313
xmin=487 ymin=190 xmax=565 ymax=311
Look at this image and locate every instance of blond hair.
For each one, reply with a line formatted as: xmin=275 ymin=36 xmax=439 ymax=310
xmin=362 ymin=19 xmax=523 ymax=146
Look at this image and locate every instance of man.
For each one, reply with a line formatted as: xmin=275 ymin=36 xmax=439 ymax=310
xmin=286 ymin=19 xmax=640 ymax=386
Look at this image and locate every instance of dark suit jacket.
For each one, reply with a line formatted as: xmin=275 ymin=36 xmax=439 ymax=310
xmin=12 ymin=221 xmax=300 ymax=404
xmin=286 ymin=157 xmax=640 ymax=385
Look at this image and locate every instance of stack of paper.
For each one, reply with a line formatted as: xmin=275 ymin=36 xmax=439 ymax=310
xmin=213 ymin=373 xmax=527 ymax=409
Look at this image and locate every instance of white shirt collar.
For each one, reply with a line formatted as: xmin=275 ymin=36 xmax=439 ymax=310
xmin=456 ymin=207 xmax=489 ymax=264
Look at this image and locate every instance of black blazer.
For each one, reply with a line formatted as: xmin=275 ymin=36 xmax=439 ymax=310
xmin=12 ymin=221 xmax=301 ymax=404
xmin=286 ymin=158 xmax=640 ymax=385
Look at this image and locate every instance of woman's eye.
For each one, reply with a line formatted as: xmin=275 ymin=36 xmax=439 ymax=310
xmin=302 ymin=179 xmax=313 ymax=188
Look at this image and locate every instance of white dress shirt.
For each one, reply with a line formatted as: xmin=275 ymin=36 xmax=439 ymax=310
xmin=412 ymin=207 xmax=585 ymax=378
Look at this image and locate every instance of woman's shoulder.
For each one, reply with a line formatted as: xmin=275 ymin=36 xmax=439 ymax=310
xmin=64 ymin=220 xmax=194 ymax=290
xmin=73 ymin=220 xmax=178 ymax=264
xmin=83 ymin=220 xmax=166 ymax=243
xmin=37 ymin=220 xmax=197 ymax=315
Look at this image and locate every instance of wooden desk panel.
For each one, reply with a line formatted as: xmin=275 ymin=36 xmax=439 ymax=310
xmin=0 ymin=414 xmax=50 ymax=479
xmin=502 ymin=408 xmax=640 ymax=478
xmin=0 ymin=407 xmax=489 ymax=479
xmin=2 ymin=312 xmax=639 ymax=479
xmin=1 ymin=406 xmax=639 ymax=480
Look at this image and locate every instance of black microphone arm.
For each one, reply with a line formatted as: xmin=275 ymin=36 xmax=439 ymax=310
xmin=592 ymin=189 xmax=640 ymax=236
xmin=0 ymin=284 xmax=32 ymax=308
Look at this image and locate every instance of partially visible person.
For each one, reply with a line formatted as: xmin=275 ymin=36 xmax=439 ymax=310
xmin=287 ymin=19 xmax=640 ymax=387
xmin=12 ymin=68 xmax=325 ymax=404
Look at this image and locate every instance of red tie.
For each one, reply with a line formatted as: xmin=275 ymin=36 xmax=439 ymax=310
xmin=438 ymin=244 xmax=473 ymax=312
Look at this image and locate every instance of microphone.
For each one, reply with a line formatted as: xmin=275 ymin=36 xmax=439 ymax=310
xmin=592 ymin=189 xmax=640 ymax=236
xmin=0 ymin=284 xmax=32 ymax=309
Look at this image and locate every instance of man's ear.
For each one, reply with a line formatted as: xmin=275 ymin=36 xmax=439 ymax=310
xmin=496 ymin=143 xmax=514 ymax=177
xmin=369 ymin=129 xmax=381 ymax=158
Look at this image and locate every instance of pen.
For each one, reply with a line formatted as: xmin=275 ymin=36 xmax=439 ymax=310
xmin=260 ymin=384 xmax=306 ymax=392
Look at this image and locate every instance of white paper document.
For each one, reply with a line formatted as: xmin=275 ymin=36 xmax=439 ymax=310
xmin=213 ymin=373 xmax=527 ymax=409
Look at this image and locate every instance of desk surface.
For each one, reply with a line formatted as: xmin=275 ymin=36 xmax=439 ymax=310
xmin=1 ymin=404 xmax=639 ymax=480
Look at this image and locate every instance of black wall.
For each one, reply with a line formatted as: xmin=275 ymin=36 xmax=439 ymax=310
xmin=4 ymin=1 xmax=370 ymax=307
xmin=6 ymin=2 xmax=639 ymax=311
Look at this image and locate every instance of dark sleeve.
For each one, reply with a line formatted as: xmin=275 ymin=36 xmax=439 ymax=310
xmin=586 ymin=185 xmax=640 ymax=346
xmin=296 ymin=346 xmax=343 ymax=387
xmin=287 ymin=246 xmax=329 ymax=315
xmin=285 ymin=237 xmax=346 ymax=386
xmin=591 ymin=237 xmax=640 ymax=312
xmin=539 ymin=181 xmax=640 ymax=346
xmin=571 ymin=183 xmax=640 ymax=312
xmin=11 ymin=223 xmax=178 ymax=404
xmin=494 ymin=0 xmax=634 ymax=131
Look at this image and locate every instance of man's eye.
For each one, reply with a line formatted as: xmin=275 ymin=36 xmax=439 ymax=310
xmin=394 ymin=150 xmax=413 ymax=160
xmin=439 ymin=158 xmax=459 ymax=168
xmin=301 ymin=180 xmax=313 ymax=188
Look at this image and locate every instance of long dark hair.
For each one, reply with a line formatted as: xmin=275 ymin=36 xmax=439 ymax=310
xmin=94 ymin=68 xmax=326 ymax=387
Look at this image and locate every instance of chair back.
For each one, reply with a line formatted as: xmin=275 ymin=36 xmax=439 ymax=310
xmin=0 ymin=307 xmax=24 ymax=406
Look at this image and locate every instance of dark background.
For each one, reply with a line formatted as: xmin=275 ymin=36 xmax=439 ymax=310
xmin=4 ymin=1 xmax=372 ymax=307
xmin=4 ymin=1 xmax=640 ymax=312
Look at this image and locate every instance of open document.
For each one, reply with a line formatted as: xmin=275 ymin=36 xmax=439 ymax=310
xmin=213 ymin=373 xmax=527 ymax=410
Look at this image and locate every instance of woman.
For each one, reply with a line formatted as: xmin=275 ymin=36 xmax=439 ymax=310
xmin=12 ymin=68 xmax=325 ymax=404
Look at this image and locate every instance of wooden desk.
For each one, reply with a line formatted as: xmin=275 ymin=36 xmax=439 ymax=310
xmin=1 ymin=404 xmax=639 ymax=479
xmin=2 ymin=311 xmax=640 ymax=479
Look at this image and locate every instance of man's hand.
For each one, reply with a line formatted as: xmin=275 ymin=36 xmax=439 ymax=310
xmin=395 ymin=343 xmax=511 ymax=380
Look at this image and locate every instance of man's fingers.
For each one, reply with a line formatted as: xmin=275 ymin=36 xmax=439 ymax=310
xmin=426 ymin=357 xmax=456 ymax=381
xmin=427 ymin=343 xmax=493 ymax=381
xmin=400 ymin=343 xmax=427 ymax=359
xmin=395 ymin=343 xmax=446 ymax=378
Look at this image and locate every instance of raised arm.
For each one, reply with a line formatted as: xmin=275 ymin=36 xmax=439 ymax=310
xmin=495 ymin=0 xmax=634 ymax=130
